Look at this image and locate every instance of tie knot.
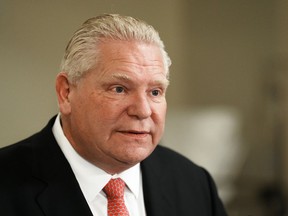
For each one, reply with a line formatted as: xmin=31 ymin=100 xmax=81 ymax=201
xmin=103 ymin=178 xmax=126 ymax=198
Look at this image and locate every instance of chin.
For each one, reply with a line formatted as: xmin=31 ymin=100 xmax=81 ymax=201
xmin=123 ymin=146 xmax=155 ymax=164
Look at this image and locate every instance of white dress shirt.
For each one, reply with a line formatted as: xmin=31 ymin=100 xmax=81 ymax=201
xmin=52 ymin=114 xmax=146 ymax=216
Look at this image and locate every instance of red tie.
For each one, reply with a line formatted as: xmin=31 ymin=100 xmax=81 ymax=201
xmin=103 ymin=178 xmax=129 ymax=216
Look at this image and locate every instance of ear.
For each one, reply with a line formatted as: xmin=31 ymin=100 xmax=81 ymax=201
xmin=55 ymin=72 xmax=72 ymax=115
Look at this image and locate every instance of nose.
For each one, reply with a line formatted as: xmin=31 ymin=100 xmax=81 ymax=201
xmin=127 ymin=93 xmax=152 ymax=119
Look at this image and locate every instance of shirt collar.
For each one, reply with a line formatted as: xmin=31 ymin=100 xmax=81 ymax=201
xmin=52 ymin=114 xmax=141 ymax=202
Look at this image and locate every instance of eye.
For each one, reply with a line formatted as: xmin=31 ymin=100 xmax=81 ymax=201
xmin=151 ymin=89 xmax=160 ymax=96
xmin=114 ymin=86 xmax=125 ymax=93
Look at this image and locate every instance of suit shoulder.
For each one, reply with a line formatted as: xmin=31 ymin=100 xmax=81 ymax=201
xmin=0 ymin=134 xmax=39 ymax=177
xmin=0 ymin=116 xmax=56 ymax=171
xmin=0 ymin=136 xmax=33 ymax=161
xmin=0 ymin=116 xmax=56 ymax=158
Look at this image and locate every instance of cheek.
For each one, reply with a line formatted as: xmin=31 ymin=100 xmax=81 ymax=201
xmin=156 ymin=103 xmax=167 ymax=123
xmin=82 ymin=100 xmax=125 ymax=133
xmin=153 ymin=105 xmax=167 ymax=135
xmin=100 ymin=98 xmax=128 ymax=117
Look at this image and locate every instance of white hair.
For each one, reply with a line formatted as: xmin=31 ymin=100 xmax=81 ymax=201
xmin=60 ymin=14 xmax=171 ymax=83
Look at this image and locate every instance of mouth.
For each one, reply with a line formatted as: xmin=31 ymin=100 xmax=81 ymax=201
xmin=118 ymin=130 xmax=150 ymax=138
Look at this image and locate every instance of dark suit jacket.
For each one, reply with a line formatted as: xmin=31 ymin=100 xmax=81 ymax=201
xmin=0 ymin=117 xmax=227 ymax=216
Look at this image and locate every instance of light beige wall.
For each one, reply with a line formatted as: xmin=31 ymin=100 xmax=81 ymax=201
xmin=276 ymin=0 xmax=288 ymax=196
xmin=166 ymin=0 xmax=277 ymax=183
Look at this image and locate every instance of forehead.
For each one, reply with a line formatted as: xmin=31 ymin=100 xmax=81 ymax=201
xmin=97 ymin=40 xmax=166 ymax=74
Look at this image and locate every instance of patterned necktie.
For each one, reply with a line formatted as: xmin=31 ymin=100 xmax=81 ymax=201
xmin=103 ymin=178 xmax=129 ymax=216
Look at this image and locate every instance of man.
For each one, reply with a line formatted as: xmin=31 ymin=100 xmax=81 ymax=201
xmin=0 ymin=14 xmax=227 ymax=215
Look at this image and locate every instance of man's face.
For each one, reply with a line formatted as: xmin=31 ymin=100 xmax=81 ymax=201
xmin=58 ymin=40 xmax=169 ymax=174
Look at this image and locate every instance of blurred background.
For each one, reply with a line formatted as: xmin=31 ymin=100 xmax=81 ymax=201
xmin=1 ymin=0 xmax=288 ymax=215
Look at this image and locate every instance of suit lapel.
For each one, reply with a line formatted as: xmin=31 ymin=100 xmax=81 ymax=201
xmin=141 ymin=147 xmax=176 ymax=216
xmin=30 ymin=117 xmax=93 ymax=216
xmin=35 ymin=174 xmax=93 ymax=216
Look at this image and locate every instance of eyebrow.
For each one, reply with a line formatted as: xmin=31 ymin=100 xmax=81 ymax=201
xmin=111 ymin=73 xmax=131 ymax=81
xmin=111 ymin=73 xmax=170 ymax=88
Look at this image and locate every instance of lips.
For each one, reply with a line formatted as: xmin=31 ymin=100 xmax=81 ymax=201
xmin=118 ymin=130 xmax=150 ymax=138
xmin=126 ymin=130 xmax=149 ymax=134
